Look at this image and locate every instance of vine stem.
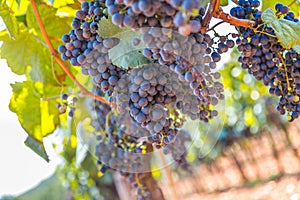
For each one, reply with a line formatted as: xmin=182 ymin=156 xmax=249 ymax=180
xmin=277 ymin=52 xmax=291 ymax=91
xmin=202 ymin=0 xmax=256 ymax=33
xmin=29 ymin=0 xmax=114 ymax=106
xmin=201 ymin=0 xmax=218 ymax=33
xmin=158 ymin=150 xmax=179 ymax=200
xmin=213 ymin=7 xmax=256 ymax=28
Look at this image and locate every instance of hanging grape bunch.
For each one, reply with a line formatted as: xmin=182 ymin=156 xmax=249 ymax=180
xmin=231 ymin=0 xmax=300 ymax=121
xmin=54 ymin=0 xmax=300 ymax=199
xmin=56 ymin=94 xmax=78 ymax=117
xmin=58 ymin=0 xmax=228 ymax=150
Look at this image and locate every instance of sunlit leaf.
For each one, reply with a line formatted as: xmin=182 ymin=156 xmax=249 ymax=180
xmin=26 ymin=4 xmax=72 ymax=47
xmin=0 ymin=24 xmax=66 ymax=85
xmin=9 ymin=81 xmax=60 ymax=142
xmin=5 ymin=0 xmax=30 ymax=16
xmin=0 ymin=4 xmax=19 ymax=38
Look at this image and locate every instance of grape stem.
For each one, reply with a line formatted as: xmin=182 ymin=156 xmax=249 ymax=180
xmin=207 ymin=21 xmax=225 ymax=32
xmin=29 ymin=0 xmax=114 ymax=107
xmin=201 ymin=0 xmax=218 ymax=33
xmin=277 ymin=52 xmax=291 ymax=91
xmin=213 ymin=7 xmax=256 ymax=28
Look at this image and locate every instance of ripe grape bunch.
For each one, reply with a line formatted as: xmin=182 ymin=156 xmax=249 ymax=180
xmin=58 ymin=1 xmax=126 ymax=96
xmin=231 ymin=0 xmax=300 ymax=121
xmin=56 ymin=0 xmax=300 ymax=199
xmin=56 ymin=94 xmax=78 ymax=117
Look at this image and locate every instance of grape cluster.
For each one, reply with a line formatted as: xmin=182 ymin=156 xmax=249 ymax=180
xmin=114 ymin=64 xmax=185 ymax=148
xmin=58 ymin=1 xmax=126 ymax=96
xmin=140 ymin=28 xmax=226 ymax=121
xmin=123 ymin=173 xmax=151 ymax=200
xmin=162 ymin=129 xmax=192 ymax=172
xmin=56 ymin=94 xmax=78 ymax=117
xmin=107 ymin=0 xmax=205 ymax=36
xmin=231 ymin=1 xmax=300 ymax=121
xmin=90 ymin=88 xmax=112 ymax=131
xmin=93 ymin=107 xmax=151 ymax=173
xmin=115 ymin=63 xmax=222 ymax=150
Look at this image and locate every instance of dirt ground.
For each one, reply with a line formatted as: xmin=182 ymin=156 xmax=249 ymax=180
xmin=184 ymin=174 xmax=300 ymax=200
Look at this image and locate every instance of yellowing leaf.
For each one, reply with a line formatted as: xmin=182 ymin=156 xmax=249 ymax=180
xmin=97 ymin=17 xmax=127 ymax=38
xmin=9 ymin=81 xmax=60 ymax=142
xmin=0 ymin=24 xmax=66 ymax=85
xmin=5 ymin=0 xmax=30 ymax=16
xmin=262 ymin=8 xmax=300 ymax=50
xmin=0 ymin=4 xmax=19 ymax=39
xmin=41 ymin=100 xmax=57 ymax=135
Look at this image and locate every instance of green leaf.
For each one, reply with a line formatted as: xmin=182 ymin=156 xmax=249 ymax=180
xmin=26 ymin=4 xmax=72 ymax=47
xmin=220 ymin=0 xmax=229 ymax=6
xmin=24 ymin=136 xmax=49 ymax=162
xmin=0 ymin=4 xmax=19 ymax=39
xmin=261 ymin=0 xmax=300 ymax=17
xmin=261 ymin=8 xmax=277 ymax=23
xmin=293 ymin=45 xmax=300 ymax=53
xmin=108 ymin=30 xmax=147 ymax=69
xmin=0 ymin=25 xmax=65 ymax=85
xmin=97 ymin=17 xmax=128 ymax=38
xmin=262 ymin=8 xmax=300 ymax=50
xmin=9 ymin=81 xmax=60 ymax=143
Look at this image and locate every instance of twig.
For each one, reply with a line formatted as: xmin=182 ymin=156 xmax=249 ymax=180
xmin=213 ymin=7 xmax=256 ymax=29
xmin=29 ymin=0 xmax=113 ymax=106
xmin=158 ymin=150 xmax=179 ymax=200
xmin=277 ymin=52 xmax=291 ymax=91
xmin=201 ymin=0 xmax=218 ymax=33
xmin=207 ymin=21 xmax=225 ymax=32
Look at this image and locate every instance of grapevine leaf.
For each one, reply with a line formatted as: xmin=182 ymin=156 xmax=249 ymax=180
xmin=26 ymin=4 xmax=72 ymax=46
xmin=261 ymin=0 xmax=300 ymax=17
xmin=5 ymin=0 xmax=30 ymax=16
xmin=262 ymin=8 xmax=300 ymax=50
xmin=52 ymin=0 xmax=77 ymax=8
xmin=9 ymin=81 xmax=60 ymax=143
xmin=24 ymin=136 xmax=49 ymax=162
xmin=0 ymin=28 xmax=41 ymax=75
xmin=0 ymin=25 xmax=66 ymax=85
xmin=97 ymin=17 xmax=129 ymax=38
xmin=261 ymin=8 xmax=277 ymax=24
xmin=294 ymin=45 xmax=300 ymax=54
xmin=220 ymin=0 xmax=229 ymax=6
xmin=108 ymin=30 xmax=147 ymax=69
xmin=0 ymin=4 xmax=19 ymax=39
